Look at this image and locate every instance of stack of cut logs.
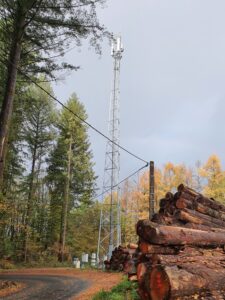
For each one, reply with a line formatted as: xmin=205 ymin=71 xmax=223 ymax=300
xmin=136 ymin=184 xmax=225 ymax=300
xmin=104 ymin=243 xmax=138 ymax=275
xmin=104 ymin=185 xmax=225 ymax=299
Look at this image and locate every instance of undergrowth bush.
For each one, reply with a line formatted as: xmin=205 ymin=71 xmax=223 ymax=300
xmin=0 ymin=259 xmax=16 ymax=269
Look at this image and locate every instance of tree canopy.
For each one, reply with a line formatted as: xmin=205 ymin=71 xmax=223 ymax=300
xmin=0 ymin=0 xmax=107 ymax=186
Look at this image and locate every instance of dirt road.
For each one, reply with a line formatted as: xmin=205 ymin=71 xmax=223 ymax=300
xmin=0 ymin=268 xmax=122 ymax=300
xmin=0 ymin=274 xmax=88 ymax=300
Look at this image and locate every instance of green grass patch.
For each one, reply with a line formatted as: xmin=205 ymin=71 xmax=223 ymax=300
xmin=92 ymin=277 xmax=140 ymax=300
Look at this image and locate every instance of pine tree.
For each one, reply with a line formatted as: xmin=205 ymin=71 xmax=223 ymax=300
xmin=47 ymin=93 xmax=96 ymax=261
xmin=0 ymin=0 xmax=106 ymax=187
xmin=0 ymin=74 xmax=28 ymax=257
xmin=21 ymin=80 xmax=56 ymax=261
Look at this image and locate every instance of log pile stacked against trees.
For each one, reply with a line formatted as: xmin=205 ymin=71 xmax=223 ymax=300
xmin=135 ymin=184 xmax=225 ymax=300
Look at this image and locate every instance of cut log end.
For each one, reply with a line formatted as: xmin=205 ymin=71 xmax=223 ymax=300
xmin=137 ymin=262 xmax=147 ymax=283
xmin=148 ymin=266 xmax=170 ymax=300
xmin=177 ymin=183 xmax=185 ymax=192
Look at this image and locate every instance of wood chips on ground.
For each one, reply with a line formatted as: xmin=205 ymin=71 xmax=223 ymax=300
xmin=0 ymin=280 xmax=25 ymax=298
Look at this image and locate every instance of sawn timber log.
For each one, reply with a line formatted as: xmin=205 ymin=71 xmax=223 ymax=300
xmin=136 ymin=220 xmax=225 ymax=247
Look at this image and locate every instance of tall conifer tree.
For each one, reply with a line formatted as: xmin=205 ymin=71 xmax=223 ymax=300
xmin=47 ymin=94 xmax=96 ymax=261
xmin=0 ymin=0 xmax=106 ymax=187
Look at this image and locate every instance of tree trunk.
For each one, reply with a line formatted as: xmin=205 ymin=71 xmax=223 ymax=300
xmin=23 ymin=144 xmax=38 ymax=262
xmin=59 ymin=138 xmax=72 ymax=262
xmin=0 ymin=6 xmax=25 ymax=189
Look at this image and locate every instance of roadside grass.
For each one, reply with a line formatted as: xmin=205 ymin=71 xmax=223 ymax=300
xmin=92 ymin=277 xmax=140 ymax=300
xmin=0 ymin=257 xmax=74 ymax=269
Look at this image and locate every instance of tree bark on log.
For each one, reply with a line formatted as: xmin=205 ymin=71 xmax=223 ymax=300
xmin=177 ymin=184 xmax=200 ymax=197
xmin=184 ymin=222 xmax=225 ymax=233
xmin=195 ymin=202 xmax=225 ymax=221
xmin=139 ymin=242 xmax=181 ymax=255
xmin=177 ymin=185 xmax=225 ymax=212
xmin=137 ymin=220 xmax=225 ymax=246
xmin=176 ymin=198 xmax=225 ymax=222
xmin=181 ymin=208 xmax=225 ymax=228
xmin=151 ymin=213 xmax=177 ymax=225
xmin=156 ymin=253 xmax=225 ymax=265
xmin=143 ymin=261 xmax=225 ymax=300
xmin=176 ymin=209 xmax=225 ymax=228
xmin=196 ymin=195 xmax=225 ymax=213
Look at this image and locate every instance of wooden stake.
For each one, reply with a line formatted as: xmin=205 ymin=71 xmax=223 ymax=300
xmin=149 ymin=161 xmax=155 ymax=219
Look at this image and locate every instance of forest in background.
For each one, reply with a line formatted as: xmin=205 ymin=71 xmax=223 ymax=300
xmin=0 ymin=72 xmax=224 ymax=267
xmin=0 ymin=80 xmax=97 ymax=264
xmin=1 ymin=89 xmax=224 ymax=265
xmin=0 ymin=0 xmax=106 ymax=265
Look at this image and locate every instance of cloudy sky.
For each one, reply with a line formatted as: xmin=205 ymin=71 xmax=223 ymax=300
xmin=53 ymin=0 xmax=225 ymax=188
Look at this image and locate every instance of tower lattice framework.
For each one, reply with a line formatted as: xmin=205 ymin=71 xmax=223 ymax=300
xmin=97 ymin=35 xmax=124 ymax=262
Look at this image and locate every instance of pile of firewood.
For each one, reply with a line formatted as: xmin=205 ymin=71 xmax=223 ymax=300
xmin=136 ymin=185 xmax=225 ymax=300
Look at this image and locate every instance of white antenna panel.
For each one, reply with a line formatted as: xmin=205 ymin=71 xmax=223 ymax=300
xmin=117 ymin=37 xmax=121 ymax=51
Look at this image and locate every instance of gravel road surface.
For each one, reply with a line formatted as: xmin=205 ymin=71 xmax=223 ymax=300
xmin=0 ymin=274 xmax=90 ymax=300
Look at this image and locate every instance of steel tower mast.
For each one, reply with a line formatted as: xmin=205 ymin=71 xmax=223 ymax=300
xmin=97 ymin=35 xmax=124 ymax=261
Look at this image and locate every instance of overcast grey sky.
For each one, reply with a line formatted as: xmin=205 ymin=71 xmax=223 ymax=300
xmin=53 ymin=0 xmax=225 ymax=187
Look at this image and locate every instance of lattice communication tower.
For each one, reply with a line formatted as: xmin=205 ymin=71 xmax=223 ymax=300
xmin=97 ymin=35 xmax=124 ymax=262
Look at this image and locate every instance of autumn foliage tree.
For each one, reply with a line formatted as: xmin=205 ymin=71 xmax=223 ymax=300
xmin=199 ymin=155 xmax=225 ymax=203
xmin=120 ymin=157 xmax=225 ymax=236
